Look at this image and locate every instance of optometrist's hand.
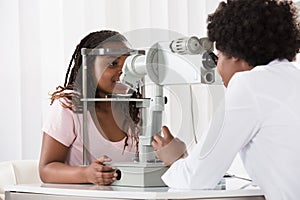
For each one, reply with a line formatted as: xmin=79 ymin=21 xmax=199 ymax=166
xmin=152 ymin=126 xmax=188 ymax=166
xmin=83 ymin=155 xmax=118 ymax=185
xmin=152 ymin=126 xmax=174 ymax=149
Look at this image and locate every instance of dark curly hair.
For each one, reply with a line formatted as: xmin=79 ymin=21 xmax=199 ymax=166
xmin=207 ymin=0 xmax=300 ymax=67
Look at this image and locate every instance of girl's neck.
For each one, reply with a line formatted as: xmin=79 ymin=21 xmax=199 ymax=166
xmin=94 ymin=89 xmax=113 ymax=113
xmin=95 ymin=101 xmax=112 ymax=113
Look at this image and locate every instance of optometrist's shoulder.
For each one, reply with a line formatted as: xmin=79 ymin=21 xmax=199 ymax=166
xmin=39 ymin=30 xmax=140 ymax=185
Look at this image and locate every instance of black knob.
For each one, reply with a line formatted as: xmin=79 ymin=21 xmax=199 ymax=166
xmin=115 ymin=169 xmax=121 ymax=180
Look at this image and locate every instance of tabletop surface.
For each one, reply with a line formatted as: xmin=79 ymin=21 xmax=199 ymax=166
xmin=5 ymin=178 xmax=264 ymax=199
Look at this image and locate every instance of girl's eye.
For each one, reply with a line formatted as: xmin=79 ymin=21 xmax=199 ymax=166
xmin=108 ymin=61 xmax=118 ymax=67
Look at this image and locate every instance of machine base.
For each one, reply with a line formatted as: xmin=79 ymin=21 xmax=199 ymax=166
xmin=110 ymin=162 xmax=168 ymax=187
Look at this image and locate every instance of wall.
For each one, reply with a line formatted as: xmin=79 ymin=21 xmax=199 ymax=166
xmin=2 ymin=0 xmax=298 ymax=178
xmin=0 ymin=0 xmax=22 ymax=161
xmin=0 ymin=0 xmax=221 ymax=162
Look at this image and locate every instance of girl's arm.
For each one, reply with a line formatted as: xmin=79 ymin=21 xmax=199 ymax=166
xmin=39 ymin=133 xmax=118 ymax=185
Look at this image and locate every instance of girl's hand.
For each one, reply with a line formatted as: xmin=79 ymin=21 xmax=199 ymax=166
xmin=83 ymin=155 xmax=118 ymax=185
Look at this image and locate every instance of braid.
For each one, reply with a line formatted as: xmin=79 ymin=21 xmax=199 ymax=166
xmin=64 ymin=43 xmax=81 ymax=87
xmin=50 ymin=30 xmax=141 ymax=155
xmin=64 ymin=31 xmax=110 ymax=87
xmin=51 ymin=30 xmax=126 ymax=110
xmin=122 ymin=89 xmax=142 ymax=157
xmin=130 ymin=89 xmax=142 ymax=158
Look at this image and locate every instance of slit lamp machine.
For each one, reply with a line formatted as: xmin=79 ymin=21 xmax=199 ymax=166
xmin=81 ymin=36 xmax=222 ymax=187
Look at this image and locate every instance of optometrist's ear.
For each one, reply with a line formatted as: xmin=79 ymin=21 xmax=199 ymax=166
xmin=234 ymin=58 xmax=253 ymax=70
xmin=232 ymin=56 xmax=239 ymax=62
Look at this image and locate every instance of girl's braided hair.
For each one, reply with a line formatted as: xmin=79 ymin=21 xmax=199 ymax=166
xmin=50 ymin=30 xmax=141 ymax=155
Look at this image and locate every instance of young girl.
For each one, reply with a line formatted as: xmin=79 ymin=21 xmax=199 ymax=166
xmin=39 ymin=30 xmax=141 ymax=185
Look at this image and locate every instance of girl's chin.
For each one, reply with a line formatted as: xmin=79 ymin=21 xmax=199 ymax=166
xmin=112 ymin=82 xmax=130 ymax=94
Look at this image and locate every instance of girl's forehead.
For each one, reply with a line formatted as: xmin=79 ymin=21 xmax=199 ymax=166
xmin=100 ymin=42 xmax=131 ymax=58
xmin=96 ymin=54 xmax=127 ymax=61
xmin=102 ymin=41 xmax=128 ymax=49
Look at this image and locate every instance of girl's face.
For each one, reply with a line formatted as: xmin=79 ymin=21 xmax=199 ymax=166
xmin=93 ymin=42 xmax=130 ymax=97
xmin=216 ymin=50 xmax=253 ymax=87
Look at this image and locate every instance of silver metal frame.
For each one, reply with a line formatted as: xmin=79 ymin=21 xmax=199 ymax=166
xmin=80 ymin=48 xmax=145 ymax=166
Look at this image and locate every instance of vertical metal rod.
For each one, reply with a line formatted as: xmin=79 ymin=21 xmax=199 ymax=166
xmin=81 ymin=48 xmax=89 ymax=166
xmin=139 ymin=84 xmax=164 ymax=163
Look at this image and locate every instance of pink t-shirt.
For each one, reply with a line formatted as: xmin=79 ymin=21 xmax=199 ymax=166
xmin=42 ymin=99 xmax=138 ymax=166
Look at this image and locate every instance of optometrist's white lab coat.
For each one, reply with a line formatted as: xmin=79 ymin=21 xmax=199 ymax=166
xmin=162 ymin=59 xmax=300 ymax=200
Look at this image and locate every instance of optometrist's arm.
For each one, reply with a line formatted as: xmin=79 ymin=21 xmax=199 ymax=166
xmin=160 ymin=73 xmax=261 ymax=189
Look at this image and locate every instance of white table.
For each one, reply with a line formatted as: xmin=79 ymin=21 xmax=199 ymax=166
xmin=4 ymin=178 xmax=265 ymax=200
